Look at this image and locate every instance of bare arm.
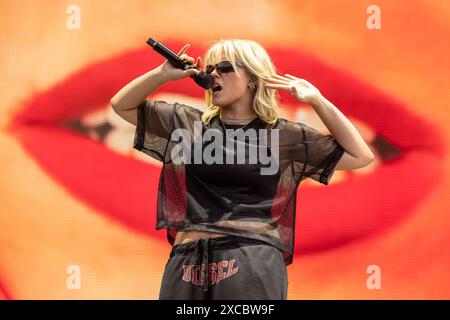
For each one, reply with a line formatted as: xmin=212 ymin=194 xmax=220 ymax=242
xmin=263 ymin=74 xmax=375 ymax=170
xmin=110 ymin=66 xmax=168 ymax=126
xmin=309 ymin=94 xmax=375 ymax=170
xmin=110 ymin=43 xmax=202 ymax=126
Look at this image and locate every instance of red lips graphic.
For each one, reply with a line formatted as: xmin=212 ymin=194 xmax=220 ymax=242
xmin=8 ymin=40 xmax=444 ymax=256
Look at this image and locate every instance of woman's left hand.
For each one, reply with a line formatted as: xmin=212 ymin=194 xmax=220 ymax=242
xmin=262 ymin=74 xmax=322 ymax=105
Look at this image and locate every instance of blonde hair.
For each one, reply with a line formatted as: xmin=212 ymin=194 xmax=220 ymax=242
xmin=200 ymin=39 xmax=281 ymax=125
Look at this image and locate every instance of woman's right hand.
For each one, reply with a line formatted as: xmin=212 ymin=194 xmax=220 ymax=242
xmin=158 ymin=44 xmax=202 ymax=82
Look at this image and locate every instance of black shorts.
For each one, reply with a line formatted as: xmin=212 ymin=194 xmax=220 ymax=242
xmin=158 ymin=235 xmax=288 ymax=300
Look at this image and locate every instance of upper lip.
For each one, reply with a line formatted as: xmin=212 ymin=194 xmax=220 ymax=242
xmin=9 ymin=40 xmax=445 ymax=255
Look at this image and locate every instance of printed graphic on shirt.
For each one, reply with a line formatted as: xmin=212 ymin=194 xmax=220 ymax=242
xmin=182 ymin=259 xmax=239 ymax=287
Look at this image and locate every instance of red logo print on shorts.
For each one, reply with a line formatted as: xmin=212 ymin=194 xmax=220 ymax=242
xmin=182 ymin=259 xmax=239 ymax=287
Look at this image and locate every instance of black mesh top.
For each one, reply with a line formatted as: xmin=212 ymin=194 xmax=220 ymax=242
xmin=133 ymin=99 xmax=345 ymax=265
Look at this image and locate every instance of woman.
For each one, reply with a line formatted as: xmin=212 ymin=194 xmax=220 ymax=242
xmin=111 ymin=39 xmax=374 ymax=300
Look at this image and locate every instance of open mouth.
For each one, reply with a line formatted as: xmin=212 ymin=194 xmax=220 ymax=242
xmin=212 ymin=84 xmax=222 ymax=94
xmin=8 ymin=40 xmax=444 ymax=255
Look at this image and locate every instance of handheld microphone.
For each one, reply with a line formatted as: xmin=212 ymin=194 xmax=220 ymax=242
xmin=146 ymin=37 xmax=214 ymax=90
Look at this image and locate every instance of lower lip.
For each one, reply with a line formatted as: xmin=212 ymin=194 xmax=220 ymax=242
xmin=213 ymin=90 xmax=222 ymax=95
xmin=9 ymin=40 xmax=444 ymax=255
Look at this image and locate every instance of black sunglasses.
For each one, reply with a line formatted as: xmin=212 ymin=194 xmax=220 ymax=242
xmin=205 ymin=60 xmax=246 ymax=75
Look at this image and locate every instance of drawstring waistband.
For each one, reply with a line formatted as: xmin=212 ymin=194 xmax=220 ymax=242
xmin=170 ymin=235 xmax=286 ymax=293
xmin=200 ymin=238 xmax=210 ymax=292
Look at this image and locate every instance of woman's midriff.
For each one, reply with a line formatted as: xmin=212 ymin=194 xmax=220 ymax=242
xmin=174 ymin=220 xmax=281 ymax=245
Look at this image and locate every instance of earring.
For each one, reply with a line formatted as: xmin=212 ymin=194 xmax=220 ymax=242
xmin=248 ymin=81 xmax=257 ymax=91
xmin=247 ymin=72 xmax=257 ymax=93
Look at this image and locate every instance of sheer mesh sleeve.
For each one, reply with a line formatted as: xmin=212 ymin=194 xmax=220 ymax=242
xmin=133 ymin=99 xmax=176 ymax=163
xmin=289 ymin=121 xmax=345 ymax=185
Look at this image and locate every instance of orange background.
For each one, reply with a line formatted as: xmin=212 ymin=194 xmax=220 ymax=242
xmin=0 ymin=0 xmax=449 ymax=299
